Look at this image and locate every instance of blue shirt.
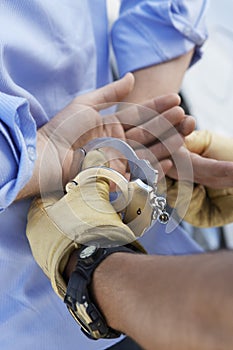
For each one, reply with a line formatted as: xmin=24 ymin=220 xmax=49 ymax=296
xmin=0 ymin=1 xmax=207 ymax=349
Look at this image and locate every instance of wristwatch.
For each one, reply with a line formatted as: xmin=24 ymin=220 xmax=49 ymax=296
xmin=64 ymin=244 xmax=138 ymax=340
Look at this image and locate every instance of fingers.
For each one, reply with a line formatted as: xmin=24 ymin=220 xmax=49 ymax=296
xmin=158 ymin=159 xmax=174 ymax=179
xmin=73 ymin=73 xmax=135 ymax=110
xmin=190 ymin=153 xmax=233 ymax=188
xmin=134 ymin=131 xmax=184 ymax=166
xmin=144 ymin=93 xmax=181 ymax=116
xmin=167 ymin=151 xmax=233 ymax=189
xmin=185 ymin=131 xmax=233 ymax=162
xmin=184 ymin=130 xmax=210 ymax=155
xmin=177 ymin=115 xmax=196 ymax=137
xmin=116 ymin=93 xmax=181 ymax=130
xmin=125 ymin=106 xmax=185 ymax=147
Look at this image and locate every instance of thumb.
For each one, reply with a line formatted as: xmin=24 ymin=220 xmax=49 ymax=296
xmin=74 ymin=73 xmax=135 ymax=110
xmin=185 ymin=130 xmax=233 ymax=161
xmin=184 ymin=130 xmax=211 ymax=155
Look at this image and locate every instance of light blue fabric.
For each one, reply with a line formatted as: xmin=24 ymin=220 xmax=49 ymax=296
xmin=112 ymin=0 xmax=208 ymax=76
xmin=139 ymin=218 xmax=203 ymax=255
xmin=0 ymin=94 xmax=37 ymax=210
xmin=0 ymin=1 xmax=207 ymax=349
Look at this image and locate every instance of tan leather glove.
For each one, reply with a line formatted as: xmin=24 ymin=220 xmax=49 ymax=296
xmin=166 ymin=130 xmax=233 ymax=228
xmin=26 ymin=150 xmax=144 ymax=299
xmin=185 ymin=129 xmax=233 ymax=161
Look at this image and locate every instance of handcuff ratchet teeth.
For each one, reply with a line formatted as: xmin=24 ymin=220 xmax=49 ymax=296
xmin=80 ymin=137 xmax=170 ymax=235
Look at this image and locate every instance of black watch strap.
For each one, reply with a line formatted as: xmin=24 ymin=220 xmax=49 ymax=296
xmin=64 ymin=244 xmax=138 ymax=340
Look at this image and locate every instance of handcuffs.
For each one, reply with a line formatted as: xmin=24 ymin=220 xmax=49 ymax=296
xmin=64 ymin=137 xmax=169 ymax=340
xmin=72 ymin=137 xmax=169 ymax=236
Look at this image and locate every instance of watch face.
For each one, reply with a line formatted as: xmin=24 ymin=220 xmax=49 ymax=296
xmin=80 ymin=245 xmax=97 ymax=259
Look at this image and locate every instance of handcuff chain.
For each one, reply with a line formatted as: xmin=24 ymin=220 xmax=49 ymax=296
xmin=149 ymin=185 xmax=169 ymax=224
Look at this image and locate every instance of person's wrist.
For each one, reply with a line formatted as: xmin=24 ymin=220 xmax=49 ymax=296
xmin=38 ymin=128 xmax=79 ymax=191
xmin=64 ymin=249 xmax=133 ymax=332
xmin=36 ymin=130 xmax=64 ymax=190
xmin=64 ymin=246 xmax=139 ymax=339
xmin=91 ymin=252 xmax=132 ymax=331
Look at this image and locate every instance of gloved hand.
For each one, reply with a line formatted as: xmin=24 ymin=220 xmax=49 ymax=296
xmin=165 ymin=130 xmax=233 ymax=228
xmin=185 ymin=129 xmax=233 ymax=161
xmin=26 ymin=150 xmax=144 ymax=299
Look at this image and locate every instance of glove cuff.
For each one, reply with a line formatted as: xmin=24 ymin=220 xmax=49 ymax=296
xmin=27 ymin=193 xmax=81 ymax=299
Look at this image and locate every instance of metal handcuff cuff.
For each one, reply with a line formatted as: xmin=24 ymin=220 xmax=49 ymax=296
xmin=64 ymin=137 xmax=169 ymax=340
xmin=69 ymin=137 xmax=170 ymax=232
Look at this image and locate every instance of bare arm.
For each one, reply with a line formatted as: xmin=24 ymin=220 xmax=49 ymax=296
xmin=123 ymin=50 xmax=194 ymax=103
xmin=92 ymin=251 xmax=233 ymax=350
xmin=122 ymin=53 xmax=233 ymax=190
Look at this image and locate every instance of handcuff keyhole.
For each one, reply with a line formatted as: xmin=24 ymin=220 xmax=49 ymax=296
xmin=137 ymin=208 xmax=142 ymax=215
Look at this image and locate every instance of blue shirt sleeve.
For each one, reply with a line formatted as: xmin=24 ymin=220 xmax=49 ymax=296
xmin=0 ymin=93 xmax=37 ymax=211
xmin=111 ymin=0 xmax=209 ymax=77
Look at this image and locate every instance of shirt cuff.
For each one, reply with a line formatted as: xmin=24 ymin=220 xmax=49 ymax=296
xmin=0 ymin=93 xmax=37 ymax=210
xmin=111 ymin=0 xmax=209 ymax=77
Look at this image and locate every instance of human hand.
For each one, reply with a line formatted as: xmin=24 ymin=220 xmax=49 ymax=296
xmin=37 ymin=73 xmax=135 ymax=192
xmin=19 ymin=73 xmax=195 ymax=199
xmin=166 ymin=178 xmax=233 ymax=228
xmin=38 ymin=77 xmax=194 ymax=193
xmin=167 ymin=130 xmax=233 ymax=189
xmin=19 ymin=73 xmax=135 ymax=199
xmin=102 ymin=93 xmax=195 ymax=180
xmin=164 ymin=130 xmax=233 ymax=228
xmin=26 ymin=149 xmax=142 ymax=299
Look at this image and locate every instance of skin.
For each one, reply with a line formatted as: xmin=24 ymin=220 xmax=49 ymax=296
xmin=123 ymin=51 xmax=233 ymax=189
xmin=122 ymin=51 xmax=195 ymax=103
xmin=20 ymin=50 xmax=233 ymax=348
xmin=62 ymin=54 xmax=233 ymax=348
xmin=16 ymin=73 xmax=194 ymax=199
xmin=64 ymin=248 xmax=233 ymax=350
xmin=16 ymin=50 xmax=233 ymax=200
xmin=167 ymin=147 xmax=233 ymax=189
xmin=90 ymin=250 xmax=233 ymax=350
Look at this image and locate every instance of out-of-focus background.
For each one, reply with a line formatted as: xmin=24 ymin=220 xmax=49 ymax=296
xmin=181 ymin=0 xmax=233 ymax=250
xmin=107 ymin=0 xmax=233 ymax=250
xmin=182 ymin=0 xmax=233 ymax=137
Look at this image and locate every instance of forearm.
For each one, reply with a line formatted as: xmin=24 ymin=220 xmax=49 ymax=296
xmin=123 ymin=50 xmax=194 ymax=104
xmin=92 ymin=251 xmax=233 ymax=350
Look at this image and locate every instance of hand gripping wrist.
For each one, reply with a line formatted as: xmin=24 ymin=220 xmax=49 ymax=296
xmin=26 ymin=149 xmax=145 ymax=300
xmin=165 ymin=178 xmax=233 ymax=228
xmin=64 ymin=244 xmax=139 ymax=340
xmin=164 ymin=130 xmax=233 ymax=227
